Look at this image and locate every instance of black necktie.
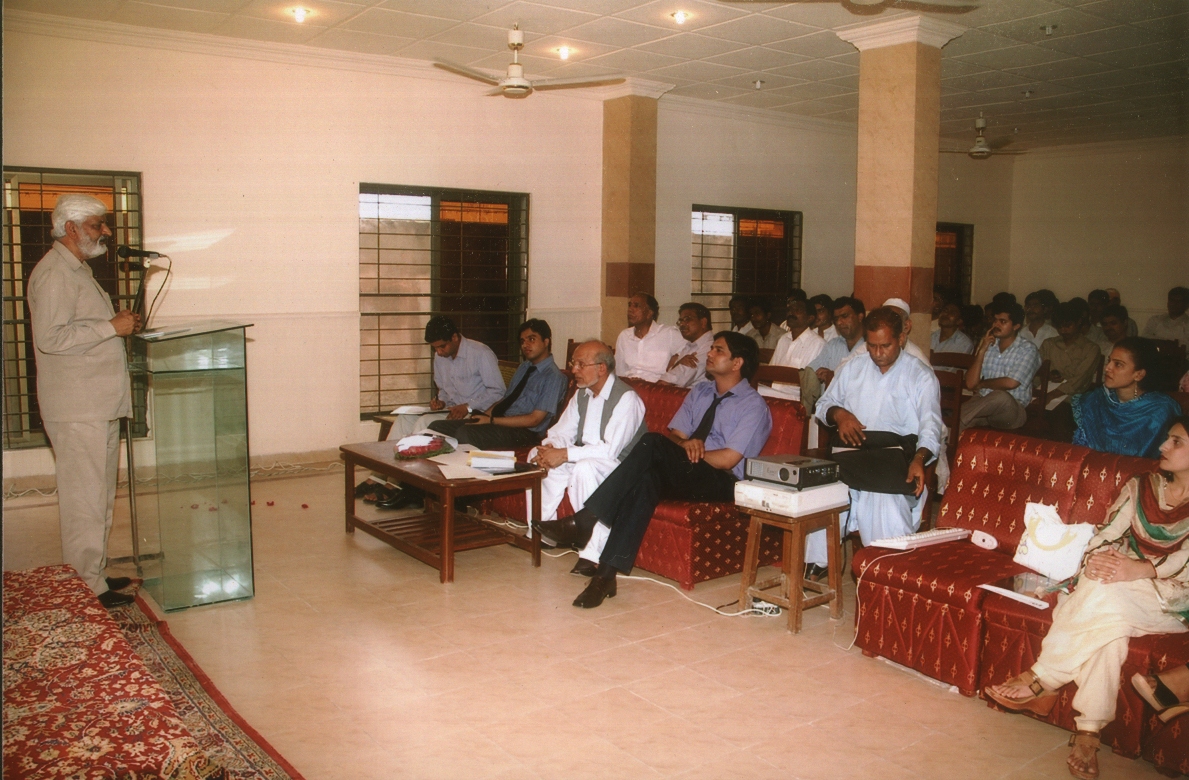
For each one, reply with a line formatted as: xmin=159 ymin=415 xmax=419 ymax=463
xmin=492 ymin=365 xmax=535 ymax=419
xmin=691 ymin=392 xmax=727 ymax=441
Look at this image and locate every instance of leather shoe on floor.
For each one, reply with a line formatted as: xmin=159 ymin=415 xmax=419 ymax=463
xmin=803 ymin=563 xmax=828 ymax=582
xmin=570 ymin=558 xmax=598 ymax=577
xmin=533 ymin=516 xmax=593 ymax=549
xmin=573 ymin=576 xmax=616 ymax=608
xmin=98 ymin=589 xmax=135 ymax=608
xmin=105 ymin=576 xmax=133 ymax=591
xmin=376 ymin=489 xmax=423 ymax=511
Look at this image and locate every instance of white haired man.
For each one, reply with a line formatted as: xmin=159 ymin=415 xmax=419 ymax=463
xmin=28 ymin=194 xmax=141 ymax=608
xmin=530 ymin=340 xmax=647 ymax=575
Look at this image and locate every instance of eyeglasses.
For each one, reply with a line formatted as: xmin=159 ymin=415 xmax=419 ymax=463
xmin=568 ymin=360 xmax=597 ymax=369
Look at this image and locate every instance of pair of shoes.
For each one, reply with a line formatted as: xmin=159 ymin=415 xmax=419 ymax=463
xmin=1132 ymin=670 xmax=1189 ymax=722
xmin=803 ymin=563 xmax=828 ymax=582
xmin=105 ymin=576 xmax=133 ymax=591
xmin=97 ymin=589 xmax=135 ymax=608
xmin=570 ymin=558 xmax=598 ymax=577
xmin=573 ymin=576 xmax=616 ymax=608
xmin=1067 ymin=731 xmax=1100 ymax=780
xmin=376 ymin=489 xmax=422 ymax=511
xmin=984 ymin=671 xmax=1058 ymax=716
xmin=359 ymin=482 xmax=395 ymax=504
xmin=533 ymin=513 xmax=594 ymax=549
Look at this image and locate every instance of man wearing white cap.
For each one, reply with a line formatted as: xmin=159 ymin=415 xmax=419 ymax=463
xmin=837 ymin=297 xmax=930 ymax=369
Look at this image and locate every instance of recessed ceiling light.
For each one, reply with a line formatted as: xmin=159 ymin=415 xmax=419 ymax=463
xmin=291 ymin=7 xmax=310 ymax=23
xmin=672 ymin=11 xmax=690 ymax=25
xmin=557 ymin=46 xmax=572 ymax=60
xmin=1021 ymin=90 xmax=1033 ymax=98
xmin=754 ymin=80 xmax=764 ymax=90
xmin=1041 ymin=24 xmax=1057 ymax=35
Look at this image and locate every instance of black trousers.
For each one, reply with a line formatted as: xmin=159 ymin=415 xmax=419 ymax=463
xmin=426 ymin=419 xmax=542 ymax=450
xmin=584 ymin=432 xmax=737 ymax=574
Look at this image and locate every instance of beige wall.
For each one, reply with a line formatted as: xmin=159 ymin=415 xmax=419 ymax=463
xmin=936 ymin=153 xmax=1015 ymax=304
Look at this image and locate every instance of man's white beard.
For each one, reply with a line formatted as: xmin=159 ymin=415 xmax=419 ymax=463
xmin=78 ymin=231 xmax=107 ymax=259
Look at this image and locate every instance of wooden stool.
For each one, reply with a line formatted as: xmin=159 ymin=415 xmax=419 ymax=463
xmin=738 ymin=503 xmax=847 ymax=633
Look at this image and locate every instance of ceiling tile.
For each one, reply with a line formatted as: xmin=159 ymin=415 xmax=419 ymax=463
xmin=1091 ymin=81 xmax=1187 ymax=102
xmin=720 ymin=90 xmax=802 ymax=109
xmin=1129 ymin=12 xmax=1189 ymax=39
xmin=1126 ymin=60 xmax=1189 ymax=83
xmin=213 ymin=14 xmax=328 ymax=44
xmin=430 ymin=22 xmax=527 ymax=51
xmin=1037 ymin=24 xmax=1153 ymax=56
xmin=535 ymin=60 xmax=625 ymax=79
xmin=939 ymin=28 xmax=1021 ymax=58
xmin=952 ymin=44 xmax=1070 ymax=70
xmin=581 ymin=46 xmax=681 ymax=71
xmin=537 ymin=0 xmax=645 ymax=14
xmin=765 ymin=30 xmax=856 ymax=59
xmin=306 ymin=28 xmax=414 ymax=56
xmin=645 ymin=59 xmax=747 ymax=82
xmin=1004 ymin=56 xmax=1112 ymax=80
xmin=822 ymin=72 xmax=859 ymax=90
xmin=1075 ymin=0 xmax=1189 ymax=23
xmin=665 ymin=82 xmax=751 ymax=100
xmin=950 ymin=0 xmax=1067 ymax=26
xmin=1048 ymin=68 xmax=1150 ymax=90
xmin=983 ymin=7 xmax=1116 ymax=44
xmin=110 ymin=2 xmax=229 ymax=33
xmin=471 ymin=1 xmax=598 ymax=35
xmin=1085 ymin=39 xmax=1189 ymax=69
xmin=468 ymin=50 xmax=558 ymax=73
xmin=942 ymin=69 xmax=1036 ymax=91
xmin=940 ymin=90 xmax=1019 ymax=111
xmin=766 ymin=58 xmax=857 ymax=82
xmin=940 ymin=58 xmax=991 ymax=79
xmin=779 ymin=99 xmax=851 ymax=117
xmin=697 ymin=15 xmax=819 ymax=47
xmin=378 ymin=0 xmax=504 ymax=22
xmin=340 ymin=8 xmax=458 ymax=38
xmin=136 ymin=0 xmax=252 ymax=12
xmin=713 ymin=72 xmax=806 ymax=91
xmin=397 ymin=39 xmax=495 ymax=64
xmin=611 ymin=0 xmax=748 ymax=33
xmin=522 ymin=33 xmax=618 ymax=61
xmin=705 ymin=46 xmax=807 ymax=71
xmin=758 ymin=3 xmax=869 ymax=30
xmin=4 ymin=0 xmax=119 ymax=20
xmin=636 ymin=32 xmax=746 ymax=58
xmin=564 ymin=16 xmax=674 ymax=47
xmin=765 ymin=80 xmax=854 ymax=102
xmin=238 ymin=0 xmax=365 ymax=27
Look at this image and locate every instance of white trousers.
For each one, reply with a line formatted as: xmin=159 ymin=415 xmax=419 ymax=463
xmin=529 ymin=452 xmax=617 ymax=563
xmin=1031 ymin=577 xmax=1186 ymax=732
xmin=805 ymin=488 xmax=924 ymax=567
xmin=385 ymin=411 xmax=448 ymax=441
xmin=44 ymin=419 xmax=121 ymax=595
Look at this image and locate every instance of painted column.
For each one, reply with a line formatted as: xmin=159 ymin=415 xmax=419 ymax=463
xmin=836 ymin=16 xmax=964 ymax=350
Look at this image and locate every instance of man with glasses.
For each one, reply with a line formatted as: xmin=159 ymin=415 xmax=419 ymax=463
xmin=530 ymin=341 xmax=647 ymax=575
xmin=658 ymin=302 xmax=714 ymax=387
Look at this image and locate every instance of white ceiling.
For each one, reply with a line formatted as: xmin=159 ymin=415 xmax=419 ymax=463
xmin=9 ymin=0 xmax=1187 ymax=148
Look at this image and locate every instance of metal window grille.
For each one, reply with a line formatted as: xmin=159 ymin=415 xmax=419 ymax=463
xmin=359 ymin=184 xmax=528 ymax=418
xmin=2 ymin=168 xmax=147 ymax=450
xmin=691 ymin=206 xmax=802 ymax=330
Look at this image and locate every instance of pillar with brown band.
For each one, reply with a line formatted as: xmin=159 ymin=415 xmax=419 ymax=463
xmin=837 ymin=16 xmax=965 ymax=351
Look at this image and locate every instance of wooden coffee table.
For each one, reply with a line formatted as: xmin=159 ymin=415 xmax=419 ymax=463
xmin=340 ymin=441 xmax=542 ymax=582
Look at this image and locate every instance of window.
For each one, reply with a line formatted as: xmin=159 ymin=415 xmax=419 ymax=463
xmin=2 ymin=168 xmax=145 ymax=450
xmin=358 ymin=185 xmax=528 ymax=417
xmin=691 ymin=205 xmax=802 ymax=329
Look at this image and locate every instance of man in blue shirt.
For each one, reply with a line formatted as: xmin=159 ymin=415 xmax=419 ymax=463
xmin=809 ymin=296 xmax=866 ymax=386
xmin=534 ymin=332 xmax=773 ymax=608
xmin=960 ymin=301 xmax=1041 ymax=432
xmin=429 ymin=319 xmax=568 ymax=450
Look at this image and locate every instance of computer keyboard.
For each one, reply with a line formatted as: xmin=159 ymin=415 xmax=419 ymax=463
xmin=869 ymin=527 xmax=972 ymax=550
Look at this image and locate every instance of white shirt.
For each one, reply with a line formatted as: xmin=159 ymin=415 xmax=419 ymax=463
xmin=1019 ymin=322 xmax=1058 ymax=350
xmin=615 ymin=322 xmax=685 ymax=383
xmin=731 ymin=322 xmax=757 ymax=338
xmin=771 ymin=327 xmax=825 ymax=369
xmin=660 ymin=330 xmax=713 ymax=387
xmin=930 ymin=329 xmax=975 ymax=355
xmin=1144 ymin=312 xmax=1189 ymax=346
xmin=540 ymin=376 xmax=646 ymax=463
xmin=818 ymin=324 xmax=838 ymax=342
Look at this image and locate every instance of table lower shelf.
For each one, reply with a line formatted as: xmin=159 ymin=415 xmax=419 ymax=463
xmin=349 ymin=509 xmax=532 ymax=571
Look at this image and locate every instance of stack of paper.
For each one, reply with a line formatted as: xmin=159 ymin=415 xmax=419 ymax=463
xmin=469 ymin=450 xmax=516 ymax=471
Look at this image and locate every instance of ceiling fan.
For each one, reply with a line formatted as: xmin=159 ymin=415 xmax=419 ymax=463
xmin=942 ymin=114 xmax=1026 ymax=159
xmin=433 ymin=26 xmax=626 ymax=99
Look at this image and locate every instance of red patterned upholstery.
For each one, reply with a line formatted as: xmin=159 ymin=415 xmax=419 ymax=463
xmin=484 ymin=378 xmax=808 ymax=589
xmin=980 ymin=591 xmax=1189 ymax=760
xmin=1068 ymin=451 xmax=1157 ymax=525
xmin=1144 ymin=713 xmax=1189 ymax=777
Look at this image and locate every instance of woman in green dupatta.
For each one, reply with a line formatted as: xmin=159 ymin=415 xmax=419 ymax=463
xmin=985 ymin=416 xmax=1189 ymax=780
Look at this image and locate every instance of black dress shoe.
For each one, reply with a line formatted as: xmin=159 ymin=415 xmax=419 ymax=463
xmin=534 ymin=515 xmax=594 ymax=549
xmin=573 ymin=576 xmax=616 ymax=608
xmin=97 ymin=590 xmax=135 ymax=608
xmin=376 ymin=488 xmax=423 ymax=511
xmin=105 ymin=576 xmax=133 ymax=591
xmin=804 ymin=563 xmax=828 ymax=582
xmin=570 ymin=558 xmax=599 ymax=577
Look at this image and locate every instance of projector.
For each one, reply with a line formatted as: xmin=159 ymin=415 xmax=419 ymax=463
xmin=745 ymin=454 xmax=839 ymax=489
xmin=734 ymin=480 xmax=850 ymax=518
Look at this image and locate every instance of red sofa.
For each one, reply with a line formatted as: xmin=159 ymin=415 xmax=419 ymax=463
xmin=851 ymin=429 xmax=1189 ymax=762
xmin=485 ymin=377 xmax=808 ymax=589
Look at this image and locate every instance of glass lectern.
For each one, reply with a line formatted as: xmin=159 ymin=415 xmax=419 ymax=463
xmin=130 ymin=321 xmax=254 ymax=611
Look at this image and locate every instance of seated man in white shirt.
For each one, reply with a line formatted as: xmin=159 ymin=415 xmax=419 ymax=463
xmin=530 ymin=341 xmax=648 ymax=575
xmin=930 ymin=302 xmax=975 ymax=361
xmin=809 ymin=294 xmax=837 ymax=342
xmin=748 ymin=297 xmax=786 ymax=352
xmin=614 ymin=292 xmax=685 ymax=383
xmin=1020 ymin=290 xmax=1059 ymax=350
xmin=771 ymin=299 xmax=825 ymax=368
xmin=729 ymin=295 xmax=757 ymax=337
xmin=658 ymin=302 xmax=713 ymax=387
xmin=1143 ymin=286 xmax=1189 ymax=347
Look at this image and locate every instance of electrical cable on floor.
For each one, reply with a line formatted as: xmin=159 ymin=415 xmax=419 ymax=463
xmin=618 ymin=573 xmax=776 ymax=617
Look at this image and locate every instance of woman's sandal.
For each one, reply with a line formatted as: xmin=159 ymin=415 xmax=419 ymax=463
xmin=984 ymin=670 xmax=1059 ymax=716
xmin=1131 ymin=670 xmax=1189 ymax=722
xmin=1067 ymin=730 xmax=1099 ymax=780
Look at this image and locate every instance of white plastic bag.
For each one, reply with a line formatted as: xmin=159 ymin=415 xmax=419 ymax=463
xmin=1012 ymin=502 xmax=1096 ymax=582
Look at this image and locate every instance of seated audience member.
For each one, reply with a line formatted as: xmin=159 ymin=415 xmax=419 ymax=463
xmin=728 ymin=295 xmax=757 ymax=337
xmin=386 ymin=316 xmax=506 ymax=441
xmin=804 ymin=307 xmax=943 ymax=577
xmin=659 ymin=302 xmax=713 ymax=387
xmin=429 ymin=319 xmax=567 ymax=450
xmin=1104 ymin=287 xmax=1139 ymax=337
xmin=808 ymin=293 xmax=837 ymax=341
xmin=962 ymin=303 xmax=987 ymax=345
xmin=1086 ymin=289 xmax=1111 ymax=346
xmin=882 ymin=298 xmax=931 ymax=365
xmin=748 ymin=297 xmax=786 ymax=352
xmin=1020 ymin=290 xmax=1059 ymax=349
xmin=614 ymin=292 xmax=685 ymax=382
xmin=930 ymin=303 xmax=975 ymax=359
xmin=1071 ymin=337 xmax=1181 ymax=459
xmin=771 ymin=298 xmax=825 ymax=368
xmin=930 ymin=285 xmax=953 ymax=333
xmin=529 ymin=340 xmax=647 ymax=575
xmin=960 ymin=301 xmax=1041 ymax=432
xmin=1041 ymin=302 xmax=1101 ymax=397
xmin=809 ymin=296 xmax=866 ymax=386
xmin=1143 ymin=286 xmax=1189 ymax=347
xmin=784 ymin=288 xmax=809 ymax=332
xmin=534 ymin=332 xmax=772 ymax=608
xmin=992 ymin=291 xmax=1018 ymax=307
xmin=1093 ymin=304 xmax=1131 ymax=357
xmin=986 ymin=417 xmax=1189 ymax=780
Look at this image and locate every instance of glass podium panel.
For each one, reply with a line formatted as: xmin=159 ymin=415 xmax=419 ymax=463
xmin=130 ymin=321 xmax=254 ymax=611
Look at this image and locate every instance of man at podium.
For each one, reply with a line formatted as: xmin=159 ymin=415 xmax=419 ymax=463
xmin=27 ymin=194 xmax=141 ymax=608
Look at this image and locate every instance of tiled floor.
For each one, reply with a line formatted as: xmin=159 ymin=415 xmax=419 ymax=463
xmin=2 ymin=470 xmax=1173 ymax=780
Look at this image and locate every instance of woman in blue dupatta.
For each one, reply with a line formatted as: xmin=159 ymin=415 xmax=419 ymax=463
xmin=1072 ymin=337 xmax=1180 ymax=459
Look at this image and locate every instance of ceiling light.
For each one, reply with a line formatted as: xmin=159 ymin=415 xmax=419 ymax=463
xmin=672 ymin=11 xmax=690 ymax=25
xmin=557 ymin=46 xmax=572 ymax=60
xmin=291 ymin=7 xmax=309 ymax=23
xmin=1041 ymin=24 xmax=1056 ymax=35
xmin=754 ymin=80 xmax=764 ymax=90
xmin=1022 ymin=90 xmax=1032 ymax=98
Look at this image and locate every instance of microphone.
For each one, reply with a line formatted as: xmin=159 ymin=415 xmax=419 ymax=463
xmin=117 ymin=246 xmax=160 ymax=259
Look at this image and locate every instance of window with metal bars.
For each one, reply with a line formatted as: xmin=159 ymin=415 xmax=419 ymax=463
xmin=359 ymin=184 xmax=528 ymax=418
xmin=690 ymin=205 xmax=802 ymax=331
xmin=2 ymin=168 xmax=148 ymax=450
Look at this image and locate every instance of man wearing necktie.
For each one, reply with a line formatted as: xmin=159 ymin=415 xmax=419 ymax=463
xmin=429 ymin=319 xmax=567 ymax=451
xmin=535 ymin=331 xmax=773 ymax=608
